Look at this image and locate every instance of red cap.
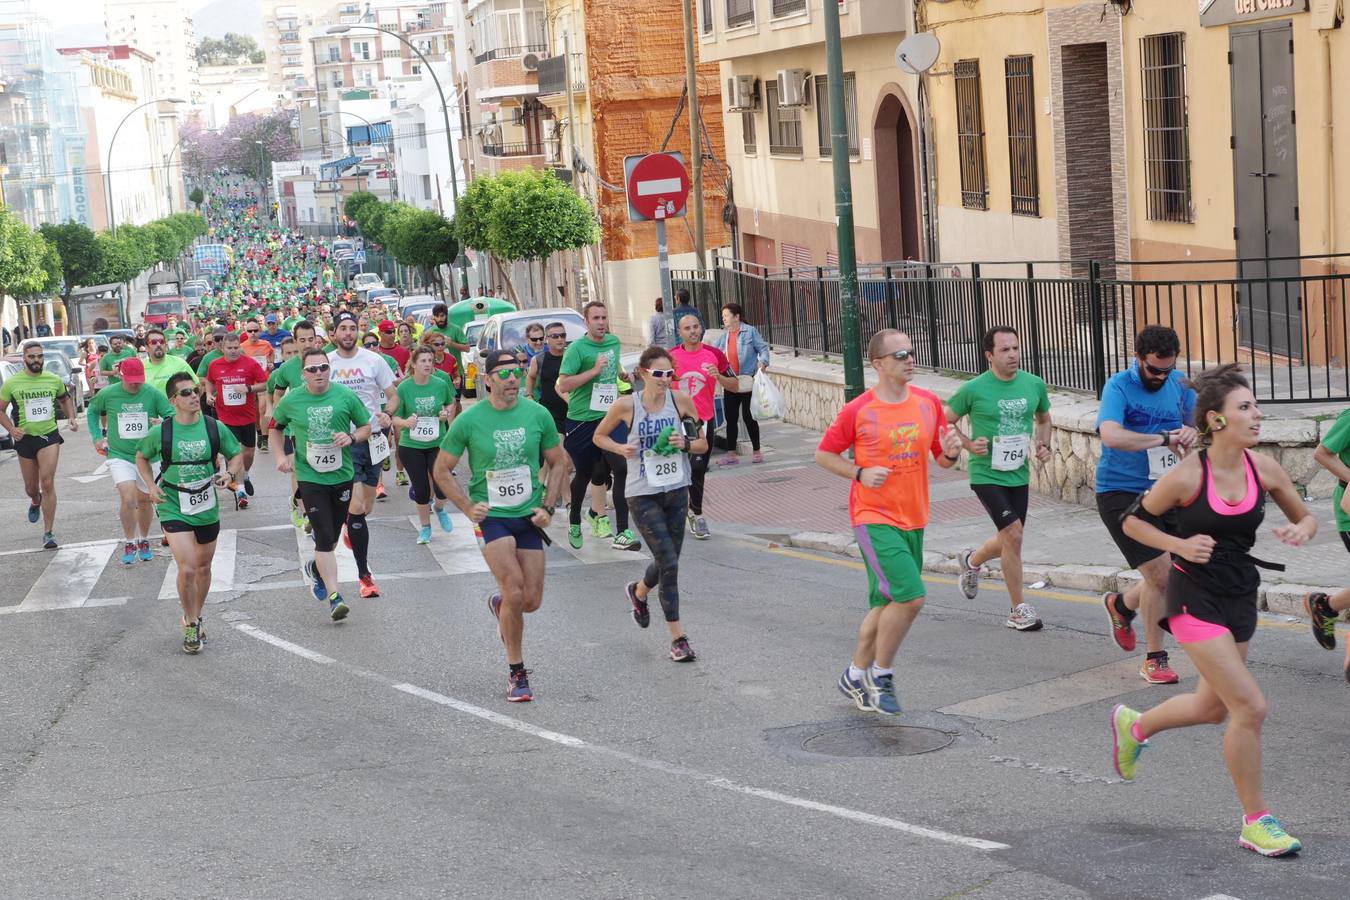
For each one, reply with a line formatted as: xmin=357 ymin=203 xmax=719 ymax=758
xmin=119 ymin=357 xmax=146 ymax=385
xmin=377 ymin=319 xmax=396 ymax=333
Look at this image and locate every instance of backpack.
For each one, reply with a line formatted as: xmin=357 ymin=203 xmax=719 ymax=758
xmin=156 ymin=416 xmax=222 ymax=486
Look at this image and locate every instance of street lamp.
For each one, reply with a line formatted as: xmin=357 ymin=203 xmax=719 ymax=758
xmin=326 ymin=23 xmax=469 ymax=294
xmin=106 ymin=96 xmax=186 ymax=234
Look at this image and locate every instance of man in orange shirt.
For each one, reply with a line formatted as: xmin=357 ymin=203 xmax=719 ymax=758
xmin=239 ymin=317 xmax=276 ymax=451
xmin=815 ymin=329 xmax=963 ymax=715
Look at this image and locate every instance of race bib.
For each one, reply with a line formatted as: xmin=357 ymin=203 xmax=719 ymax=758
xmin=117 ymin=412 xmax=149 ymax=440
xmin=411 ymin=416 xmax=440 ymax=443
xmin=222 ymin=384 xmax=247 ymax=407
xmin=180 ymin=481 xmax=216 ymax=516
xmin=487 ymin=465 xmax=532 ymax=508
xmin=368 ymin=431 xmax=391 ymax=465
xmin=273 ymin=347 xmax=283 ymax=363
xmin=1147 ymin=444 xmax=1181 ymax=481
xmin=307 ymin=441 xmax=342 ymax=473
xmin=589 ymin=382 xmax=618 ymax=412
xmin=991 ymin=434 xmax=1031 ymax=472
xmin=24 ymin=396 xmax=53 ymax=422
xmin=643 ymin=450 xmax=685 ymax=488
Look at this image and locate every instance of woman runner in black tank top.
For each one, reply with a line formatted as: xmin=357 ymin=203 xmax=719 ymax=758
xmin=1114 ymin=365 xmax=1316 ymax=856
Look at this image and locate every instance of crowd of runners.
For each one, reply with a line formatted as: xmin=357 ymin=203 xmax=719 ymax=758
xmin=4 ymin=180 xmax=1347 ymax=858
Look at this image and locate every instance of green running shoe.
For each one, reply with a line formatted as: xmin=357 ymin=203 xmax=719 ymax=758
xmin=1239 ymin=814 xmax=1302 ymax=857
xmin=1303 ymin=592 xmax=1337 ymax=650
xmin=589 ymin=510 xmax=613 ymax=539
xmin=568 ymin=524 xmax=583 ymax=550
xmin=1110 ymin=704 xmax=1146 ymax=781
xmin=290 ymin=503 xmax=305 ymax=530
xmin=183 ymin=622 xmax=202 ymax=654
xmin=612 ymin=528 xmax=641 ymax=551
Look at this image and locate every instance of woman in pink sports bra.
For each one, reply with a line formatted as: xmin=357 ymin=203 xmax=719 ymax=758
xmin=1112 ymin=365 xmax=1317 ymax=857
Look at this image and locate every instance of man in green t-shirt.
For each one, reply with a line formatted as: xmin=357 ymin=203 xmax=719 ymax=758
xmin=1309 ymin=410 xmax=1350 ymax=679
xmin=99 ymin=334 xmax=137 ymax=386
xmin=269 ymin=346 xmax=372 ymax=622
xmin=167 ymin=331 xmax=193 ymax=358
xmin=136 ymin=371 xmax=243 ymax=653
xmin=0 ymin=341 xmax=77 ymax=549
xmin=427 ymin=303 xmax=470 ymax=377
xmin=433 ymin=349 xmax=565 ymax=703
xmin=87 ymin=357 xmax=174 ymax=564
xmin=144 ymin=329 xmax=200 ymax=396
xmin=945 ymin=326 xmax=1052 ymax=632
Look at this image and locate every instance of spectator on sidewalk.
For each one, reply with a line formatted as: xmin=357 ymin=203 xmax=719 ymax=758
xmin=646 ymin=297 xmax=671 ymax=349
xmin=669 ymin=288 xmax=703 ymax=345
xmin=710 ymin=302 xmax=769 ymax=465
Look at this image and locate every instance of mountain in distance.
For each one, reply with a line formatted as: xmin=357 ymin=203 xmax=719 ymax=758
xmin=194 ymin=0 xmax=263 ymax=40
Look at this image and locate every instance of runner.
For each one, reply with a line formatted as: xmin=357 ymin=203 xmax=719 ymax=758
xmin=426 ymin=302 xmax=471 ymax=385
xmin=392 ymin=347 xmax=457 ymax=544
xmin=269 ymin=320 xmax=321 ymax=530
xmin=269 ymin=347 xmax=372 ymax=622
xmin=99 ymin=333 xmax=136 ymax=387
xmin=143 ymin=330 xmax=199 ymax=397
xmin=0 ymin=341 xmax=78 ymax=549
xmin=135 ymin=372 xmax=244 ymax=653
xmin=1096 ymin=325 xmax=1197 ymax=684
xmin=946 ymin=326 xmax=1052 ymax=632
xmin=557 ymin=300 xmax=639 ymax=551
xmin=595 ymin=346 xmax=707 ymax=661
xmin=86 ymin=358 xmax=173 ymax=564
xmin=816 ymin=329 xmax=963 ymax=714
xmin=1306 ymin=405 xmax=1350 ymax=682
xmin=1112 ymin=364 xmax=1315 ymax=857
xmin=205 ymin=331 xmax=269 ymax=507
xmin=327 ymin=311 xmax=398 ymax=596
xmin=379 ymin=319 xmax=410 ymax=374
xmin=526 ymin=319 xmax=575 ymax=502
xmin=432 ymin=350 xmax=566 ymax=702
xmin=670 ymin=312 xmax=737 ymax=540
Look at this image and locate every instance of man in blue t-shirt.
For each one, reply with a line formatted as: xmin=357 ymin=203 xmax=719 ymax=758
xmin=1096 ymin=325 xmax=1197 ymax=686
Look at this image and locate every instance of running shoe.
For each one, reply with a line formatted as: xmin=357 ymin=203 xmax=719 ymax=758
xmin=1140 ymin=653 xmax=1180 ymax=685
xmin=1006 ymin=602 xmax=1043 ymax=632
xmin=382 ymin=456 xmax=391 ymax=472
xmin=290 ymin=504 xmax=305 ymax=529
xmin=1110 ymin=704 xmax=1146 ymax=781
xmin=625 ymin=581 xmax=650 ymax=628
xmin=137 ymin=540 xmax=153 ymax=562
xmin=690 ymin=514 xmax=710 ymax=541
xmin=121 ymin=542 xmax=137 ymax=566
xmin=507 ymin=668 xmax=533 ymax=702
xmin=183 ymin=621 xmax=202 ymax=654
xmin=26 ymin=498 xmax=40 ymax=524
xmin=243 ymin=475 xmax=255 ymax=496
xmin=435 ymin=507 xmax=454 ymax=533
xmin=588 ymin=509 xmax=613 ymax=539
xmin=862 ymin=669 xmax=902 ymax=716
xmin=1304 ymin=592 xmax=1337 ymax=650
xmin=567 ymin=524 xmax=583 ymax=549
xmin=958 ymin=549 xmax=981 ymax=599
xmin=751 ymin=450 xmax=765 ymax=463
xmin=258 ymin=436 xmax=269 ymax=453
xmin=376 ymin=482 xmax=387 ymax=501
xmin=670 ymin=635 xmax=696 ymax=662
xmin=416 ymin=525 xmax=432 ymax=545
xmin=305 ymin=559 xmax=326 ymax=601
xmin=1103 ymin=592 xmax=1137 ymax=652
xmin=42 ymin=532 xmax=57 ymax=550
xmin=396 ymin=469 xmax=409 ymax=487
xmin=716 ymin=454 xmax=739 ymax=467
xmin=237 ymin=490 xmax=250 ymax=510
xmin=837 ymin=669 xmax=870 ymax=711
xmin=612 ymin=529 xmax=641 ymax=551
xmin=1238 ymin=814 xmax=1302 ymax=857
xmin=358 ymin=574 xmax=381 ymax=598
xmin=329 ymin=592 xmax=350 ymax=622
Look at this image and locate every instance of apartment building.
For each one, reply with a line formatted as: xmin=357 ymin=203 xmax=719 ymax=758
xmin=263 ymin=0 xmax=332 ymax=97
xmin=104 ymin=0 xmax=202 ymax=105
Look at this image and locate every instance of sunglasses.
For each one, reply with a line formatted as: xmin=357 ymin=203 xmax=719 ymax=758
xmin=528 ymin=336 xmax=544 ymax=343
xmin=431 ymin=342 xmax=446 ymax=348
xmin=546 ymin=332 xmax=567 ymax=340
xmin=304 ymin=363 xmax=331 ymax=374
xmin=645 ymin=368 xmax=675 ymax=379
xmin=876 ymin=348 xmax=915 ymax=362
xmin=148 ymin=339 xmax=166 ymax=346
xmin=1143 ymin=361 xmax=1176 ymax=376
xmin=246 ymin=329 xmax=260 ymax=334
xmin=174 ymin=388 xmax=197 ymax=398
xmin=492 ymin=366 xmax=525 ymax=380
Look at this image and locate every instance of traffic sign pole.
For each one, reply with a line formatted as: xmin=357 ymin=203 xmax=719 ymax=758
xmin=655 ymin=209 xmax=673 ymax=337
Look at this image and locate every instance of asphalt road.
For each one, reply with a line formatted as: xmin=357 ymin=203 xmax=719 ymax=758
xmin=2 ymin=433 xmax=1348 ymax=899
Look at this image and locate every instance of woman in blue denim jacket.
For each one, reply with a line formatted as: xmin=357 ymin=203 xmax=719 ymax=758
xmin=710 ymin=302 xmax=769 ymax=464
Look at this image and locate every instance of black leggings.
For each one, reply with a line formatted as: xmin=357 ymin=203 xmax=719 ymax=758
xmin=629 ymin=488 xmax=689 ymax=622
xmin=398 ymin=444 xmax=446 ymax=506
xmin=723 ymin=389 xmax=760 ymax=451
xmin=688 ymin=417 xmax=712 ymax=515
xmin=568 ymin=449 xmax=629 ymax=532
xmin=299 ymin=482 xmax=351 ymax=553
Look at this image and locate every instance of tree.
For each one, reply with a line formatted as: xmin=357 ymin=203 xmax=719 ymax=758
xmin=453 ymin=176 xmax=505 ymax=255
xmin=38 ymin=222 xmax=102 ymax=294
xmin=355 ymin=200 xmax=398 ymax=247
xmin=0 ymin=209 xmax=52 ymax=297
xmin=189 ymin=187 xmax=205 ymax=208
xmin=197 ymin=33 xmax=266 ymax=67
xmin=384 ymin=206 xmax=459 ymax=293
xmin=344 ymin=191 xmax=379 ymax=222
xmin=90 ymin=232 xmax=144 ymax=286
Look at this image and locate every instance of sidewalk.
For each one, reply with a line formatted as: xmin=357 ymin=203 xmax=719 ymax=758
xmin=700 ymin=420 xmax=1350 ymax=623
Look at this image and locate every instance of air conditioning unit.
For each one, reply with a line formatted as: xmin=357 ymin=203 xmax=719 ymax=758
xmin=776 ymin=68 xmax=809 ymax=107
xmin=521 ymin=52 xmax=541 ymax=72
xmin=726 ymin=74 xmax=757 ymax=111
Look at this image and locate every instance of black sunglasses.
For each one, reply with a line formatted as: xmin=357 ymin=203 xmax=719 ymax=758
xmin=875 ymin=348 xmax=914 ymax=362
xmin=528 ymin=336 xmax=545 ymax=343
xmin=174 ymin=388 xmax=197 ymax=398
xmin=304 ymin=363 xmax=331 ymax=374
xmin=546 ymin=332 xmax=567 ymax=339
xmin=1143 ymin=361 xmax=1176 ymax=377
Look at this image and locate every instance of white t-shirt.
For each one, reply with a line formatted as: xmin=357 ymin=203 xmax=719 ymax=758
xmin=327 ymin=348 xmax=395 ymax=418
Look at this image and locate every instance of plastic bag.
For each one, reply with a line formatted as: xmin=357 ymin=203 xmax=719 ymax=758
xmin=750 ymin=370 xmax=785 ymax=422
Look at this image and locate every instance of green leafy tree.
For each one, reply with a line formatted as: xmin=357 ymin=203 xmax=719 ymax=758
xmin=90 ymin=232 xmax=143 ymax=285
xmin=355 ymin=200 xmax=398 ymax=247
xmin=39 ymin=221 xmax=102 ymax=294
xmin=143 ymin=222 xmax=178 ymax=266
xmin=453 ymin=176 xmax=505 ymax=254
xmin=344 ymin=191 xmax=379 ymax=222
xmin=384 ymin=206 xmax=459 ymax=293
xmin=486 ymin=170 xmax=598 ymax=263
xmin=197 ymin=33 xmax=265 ymax=66
xmin=36 ymin=238 xmax=63 ymax=297
xmin=189 ymin=187 xmax=205 ymax=208
xmin=0 ymin=209 xmax=51 ymax=297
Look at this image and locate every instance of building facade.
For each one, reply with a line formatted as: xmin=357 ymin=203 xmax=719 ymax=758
xmin=104 ymin=0 xmax=202 ymax=105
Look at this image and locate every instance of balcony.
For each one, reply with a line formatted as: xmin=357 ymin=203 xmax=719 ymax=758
xmin=473 ymin=44 xmax=546 ymax=65
xmin=478 ymin=144 xmax=545 ymax=176
xmin=537 ymin=53 xmax=585 ymax=99
xmin=482 ymin=141 xmax=543 ymax=158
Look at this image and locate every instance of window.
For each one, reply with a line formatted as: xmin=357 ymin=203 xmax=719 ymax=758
xmin=701 ymin=0 xmax=712 ymax=34
xmin=1141 ymin=32 xmax=1192 ymax=223
xmin=742 ymin=110 xmax=756 ymax=155
xmin=813 ymin=72 xmax=859 ymax=157
xmin=421 ymin=174 xmax=432 ymax=199
xmin=726 ymin=0 xmax=755 ymax=29
xmin=327 ymin=45 xmax=341 ymax=63
xmin=352 ymin=41 xmax=371 ymax=60
xmin=954 ymin=59 xmax=988 ymax=211
xmin=415 ymin=123 xmax=427 ymax=148
xmin=765 ymin=80 xmax=802 ymax=155
xmin=1004 ymin=55 xmax=1039 ymax=216
xmin=772 ymin=0 xmax=807 ymax=17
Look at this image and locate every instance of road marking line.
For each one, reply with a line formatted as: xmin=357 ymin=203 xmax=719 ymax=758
xmin=233 ymin=623 xmax=1008 ymax=852
xmin=70 ymin=461 xmax=111 ymax=483
xmin=545 ymin=517 xmax=651 ymax=564
xmin=13 ymin=541 xmax=119 ymax=612
xmin=160 ymin=529 xmax=237 ymax=600
xmin=407 ymin=514 xmax=491 ymax=575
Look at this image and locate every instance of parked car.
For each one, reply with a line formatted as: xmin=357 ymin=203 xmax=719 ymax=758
xmin=20 ymin=336 xmax=82 ymax=368
xmin=332 ymin=239 xmax=355 ymax=255
xmin=398 ymin=294 xmax=438 ymax=313
xmin=350 ymin=273 xmax=384 ymax=297
xmin=2 ymin=353 xmax=84 ymax=414
xmin=97 ymin=329 xmax=136 ymax=344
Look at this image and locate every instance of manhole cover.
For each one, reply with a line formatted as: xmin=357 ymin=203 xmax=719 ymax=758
xmin=801 ymin=724 xmax=954 ymax=758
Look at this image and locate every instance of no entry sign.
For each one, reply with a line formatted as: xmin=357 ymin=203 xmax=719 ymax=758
xmin=624 ymin=152 xmax=690 ymax=223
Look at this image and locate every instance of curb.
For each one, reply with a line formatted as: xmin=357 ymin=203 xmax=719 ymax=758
xmin=785 ymin=531 xmax=1346 ymax=624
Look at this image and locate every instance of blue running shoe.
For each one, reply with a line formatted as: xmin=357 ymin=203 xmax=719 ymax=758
xmin=27 ymin=498 xmax=40 ymax=524
xmin=329 ymin=593 xmax=349 ymax=622
xmin=305 ymin=560 xmax=326 ymax=601
xmin=862 ymin=669 xmax=902 ymax=716
xmin=121 ymin=542 xmax=137 ymax=566
xmin=837 ymin=669 xmax=870 ymax=711
xmin=416 ymin=525 xmax=432 ymax=545
xmin=436 ymin=507 xmax=454 ymax=533
xmin=507 ymin=668 xmax=533 ymax=702
xmin=137 ymin=540 xmax=153 ymax=562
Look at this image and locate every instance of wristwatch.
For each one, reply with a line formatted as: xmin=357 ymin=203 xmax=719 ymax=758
xmin=541 ymin=503 xmax=556 ymax=516
xmin=1158 ymin=431 xmax=1171 ymax=448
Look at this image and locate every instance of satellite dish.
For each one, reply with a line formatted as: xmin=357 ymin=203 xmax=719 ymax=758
xmin=895 ymin=33 xmax=941 ymax=75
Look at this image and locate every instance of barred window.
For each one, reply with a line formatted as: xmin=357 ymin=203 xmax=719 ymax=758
xmin=1141 ymin=33 xmax=1192 ymax=223
xmin=726 ymin=0 xmax=755 ymax=29
xmin=1004 ymin=55 xmax=1039 ymax=217
xmin=954 ymin=59 xmax=988 ymax=211
xmin=701 ymin=0 xmax=713 ymax=34
xmin=813 ymin=72 xmax=859 ymax=157
xmin=766 ymin=80 xmax=802 ymax=155
xmin=742 ymin=110 xmax=757 ymax=155
xmin=772 ymin=0 xmax=807 ymax=16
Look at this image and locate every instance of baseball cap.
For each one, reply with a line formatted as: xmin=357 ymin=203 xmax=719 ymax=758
xmin=335 ymin=311 xmax=358 ymax=326
xmin=264 ymin=313 xmax=278 ymax=323
xmin=119 ymin=357 xmax=146 ymax=385
xmin=377 ymin=319 xmax=395 ymax=333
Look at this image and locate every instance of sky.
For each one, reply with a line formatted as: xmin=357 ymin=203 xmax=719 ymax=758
xmin=57 ymin=0 xmax=262 ymax=45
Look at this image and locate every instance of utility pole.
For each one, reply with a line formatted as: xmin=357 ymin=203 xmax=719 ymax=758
xmin=823 ymin=0 xmax=864 ymax=401
xmin=564 ymin=31 xmax=585 ymax=305
xmin=680 ymin=0 xmax=706 ymax=274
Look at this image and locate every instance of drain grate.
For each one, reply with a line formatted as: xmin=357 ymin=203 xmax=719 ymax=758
xmin=801 ymin=724 xmax=955 ymax=758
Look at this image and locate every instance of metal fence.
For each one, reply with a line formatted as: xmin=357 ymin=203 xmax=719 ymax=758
xmin=673 ymin=257 xmax=1350 ymax=403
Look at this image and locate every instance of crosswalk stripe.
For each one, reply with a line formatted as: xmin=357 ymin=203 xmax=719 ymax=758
xmin=544 ymin=517 xmax=651 ymax=564
xmin=158 ymin=529 xmax=238 ymax=600
xmin=14 ymin=541 xmax=119 ymax=612
xmin=406 ymin=514 xmax=491 ymax=575
xmin=293 ymin=520 xmax=358 ymax=586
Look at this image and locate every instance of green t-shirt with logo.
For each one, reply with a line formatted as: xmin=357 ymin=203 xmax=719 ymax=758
xmin=195 ymin=349 xmax=222 ymax=377
xmin=143 ymin=354 xmax=199 ymax=398
xmin=559 ymin=333 xmax=622 ymax=423
xmin=99 ymin=346 xmax=137 ymax=385
xmin=87 ymin=382 xmax=173 ymax=462
xmin=271 ymin=383 xmax=371 ymax=485
xmin=395 ymin=376 xmax=457 ymax=449
xmin=136 ymin=416 xmax=242 ymax=526
xmin=0 ymin=370 xmax=67 ymax=437
xmin=1321 ymin=408 xmax=1350 ymax=532
xmin=947 ymin=369 xmax=1051 ymax=487
xmin=441 ymin=398 xmax=559 ymax=518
